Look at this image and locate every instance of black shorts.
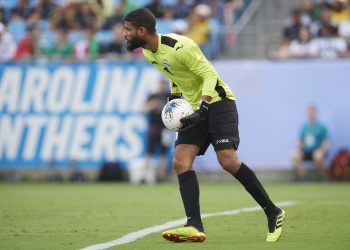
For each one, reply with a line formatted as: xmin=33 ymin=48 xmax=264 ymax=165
xmin=303 ymin=151 xmax=314 ymax=161
xmin=175 ymin=99 xmax=240 ymax=155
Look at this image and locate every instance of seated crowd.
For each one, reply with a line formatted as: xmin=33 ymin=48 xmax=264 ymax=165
xmin=0 ymin=0 xmax=251 ymax=61
xmin=273 ymin=0 xmax=350 ymax=59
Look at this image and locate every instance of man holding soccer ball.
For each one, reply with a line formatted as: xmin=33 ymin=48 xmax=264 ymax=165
xmin=123 ymin=8 xmax=285 ymax=243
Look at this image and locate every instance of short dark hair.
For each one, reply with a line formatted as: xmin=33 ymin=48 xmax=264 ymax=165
xmin=125 ymin=8 xmax=156 ymax=34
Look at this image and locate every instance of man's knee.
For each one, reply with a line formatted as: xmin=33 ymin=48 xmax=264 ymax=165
xmin=217 ymin=150 xmax=241 ymax=174
xmin=172 ymin=157 xmax=192 ymax=174
xmin=172 ymin=145 xmax=200 ymax=174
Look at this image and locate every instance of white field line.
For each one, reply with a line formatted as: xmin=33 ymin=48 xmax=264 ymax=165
xmin=79 ymin=200 xmax=296 ymax=250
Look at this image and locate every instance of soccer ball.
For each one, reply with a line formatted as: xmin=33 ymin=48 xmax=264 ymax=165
xmin=161 ymin=99 xmax=194 ymax=132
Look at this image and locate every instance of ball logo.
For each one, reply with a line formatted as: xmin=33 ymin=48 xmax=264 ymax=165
xmin=162 ymin=58 xmax=171 ymax=69
xmin=163 ymin=100 xmax=180 ymax=121
xmin=161 ymin=99 xmax=194 ymax=132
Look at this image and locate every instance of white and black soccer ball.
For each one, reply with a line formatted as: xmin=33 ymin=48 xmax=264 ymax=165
xmin=161 ymin=99 xmax=194 ymax=132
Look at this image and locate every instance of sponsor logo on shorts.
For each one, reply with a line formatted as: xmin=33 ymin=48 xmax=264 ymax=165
xmin=216 ymin=139 xmax=229 ymax=144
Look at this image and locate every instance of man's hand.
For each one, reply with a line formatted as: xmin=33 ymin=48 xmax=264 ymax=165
xmin=180 ymin=100 xmax=210 ymax=131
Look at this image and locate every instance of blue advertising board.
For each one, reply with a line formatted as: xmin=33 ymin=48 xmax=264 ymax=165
xmin=0 ymin=61 xmax=163 ymax=168
xmin=1 ymin=60 xmax=350 ymax=170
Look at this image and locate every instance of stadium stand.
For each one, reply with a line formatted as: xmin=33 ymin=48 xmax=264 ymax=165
xmin=270 ymin=0 xmax=350 ymax=60
xmin=225 ymin=0 xmax=350 ymax=59
xmin=0 ymin=0 xmax=254 ymax=61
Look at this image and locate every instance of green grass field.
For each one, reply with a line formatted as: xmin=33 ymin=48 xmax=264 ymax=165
xmin=1 ymin=181 xmax=350 ymax=250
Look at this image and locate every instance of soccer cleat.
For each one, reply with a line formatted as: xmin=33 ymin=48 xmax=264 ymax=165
xmin=162 ymin=226 xmax=206 ymax=243
xmin=266 ymin=208 xmax=286 ymax=242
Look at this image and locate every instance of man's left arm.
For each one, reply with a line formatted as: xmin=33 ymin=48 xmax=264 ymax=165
xmin=176 ymin=45 xmax=217 ymax=130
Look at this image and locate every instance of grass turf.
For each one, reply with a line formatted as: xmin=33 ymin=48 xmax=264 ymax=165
xmin=1 ymin=181 xmax=350 ymax=250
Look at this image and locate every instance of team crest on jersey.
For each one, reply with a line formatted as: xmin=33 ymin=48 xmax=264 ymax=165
xmin=162 ymin=58 xmax=171 ymax=70
xmin=162 ymin=58 xmax=174 ymax=75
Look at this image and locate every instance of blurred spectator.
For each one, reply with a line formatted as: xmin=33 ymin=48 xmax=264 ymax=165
xmin=0 ymin=0 xmax=254 ymax=60
xmin=339 ymin=16 xmax=350 ymax=38
xmin=339 ymin=16 xmax=350 ymax=51
xmin=272 ymin=26 xmax=314 ymax=60
xmin=329 ymin=0 xmax=349 ymax=24
xmin=26 ymin=9 xmax=42 ymax=30
xmin=144 ymin=77 xmax=171 ymax=182
xmin=145 ymin=0 xmax=166 ymax=18
xmin=185 ymin=4 xmax=211 ymax=52
xmin=117 ymin=0 xmax=139 ymax=17
xmin=7 ymin=9 xmax=27 ymax=42
xmin=43 ymin=29 xmax=73 ymax=60
xmin=102 ymin=6 xmax=123 ymax=30
xmin=292 ymin=105 xmax=330 ymax=181
xmin=274 ymin=0 xmax=350 ymax=60
xmin=223 ymin=0 xmax=247 ymax=46
xmin=309 ymin=25 xmax=347 ymax=58
xmin=302 ymin=0 xmax=323 ymax=22
xmin=102 ymin=22 xmax=126 ymax=57
xmin=0 ymin=6 xmax=7 ymax=24
xmin=162 ymin=5 xmax=175 ymax=20
xmin=14 ymin=24 xmax=41 ymax=60
xmin=35 ymin=0 xmax=57 ymax=20
xmin=171 ymin=19 xmax=188 ymax=35
xmin=0 ymin=22 xmax=17 ymax=61
xmin=50 ymin=4 xmax=75 ymax=31
xmin=10 ymin=0 xmax=33 ymax=20
xmin=283 ymin=8 xmax=310 ymax=42
xmin=74 ymin=2 xmax=98 ymax=30
xmin=173 ymin=0 xmax=192 ymax=19
xmin=102 ymin=0 xmax=137 ymax=30
xmin=90 ymin=0 xmax=114 ymax=25
xmin=156 ymin=6 xmax=175 ymax=34
xmin=223 ymin=0 xmax=245 ymax=27
xmin=318 ymin=0 xmax=333 ymax=9
xmin=74 ymin=28 xmax=100 ymax=60
xmin=288 ymin=26 xmax=314 ymax=58
xmin=310 ymin=9 xmax=338 ymax=37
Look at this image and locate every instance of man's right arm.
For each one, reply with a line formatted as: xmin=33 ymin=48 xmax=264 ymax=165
xmin=176 ymin=43 xmax=218 ymax=99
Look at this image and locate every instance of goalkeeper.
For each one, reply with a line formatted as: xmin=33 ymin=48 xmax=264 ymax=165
xmin=123 ymin=8 xmax=286 ymax=243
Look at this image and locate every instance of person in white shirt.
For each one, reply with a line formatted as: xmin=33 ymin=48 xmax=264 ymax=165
xmin=309 ymin=25 xmax=347 ymax=59
xmin=0 ymin=22 xmax=17 ymax=62
xmin=289 ymin=26 xmax=314 ymax=58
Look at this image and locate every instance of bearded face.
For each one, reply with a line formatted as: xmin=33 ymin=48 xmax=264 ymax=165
xmin=123 ymin=21 xmax=146 ymax=51
xmin=126 ymin=34 xmax=146 ymax=51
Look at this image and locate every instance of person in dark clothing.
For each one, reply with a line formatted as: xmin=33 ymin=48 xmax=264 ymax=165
xmin=144 ymin=77 xmax=171 ymax=182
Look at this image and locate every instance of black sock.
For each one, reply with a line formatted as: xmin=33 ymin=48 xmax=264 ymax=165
xmin=233 ymin=163 xmax=277 ymax=217
xmin=178 ymin=170 xmax=204 ymax=232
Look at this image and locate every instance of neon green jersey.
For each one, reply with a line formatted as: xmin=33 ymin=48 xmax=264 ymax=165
xmin=142 ymin=33 xmax=235 ymax=110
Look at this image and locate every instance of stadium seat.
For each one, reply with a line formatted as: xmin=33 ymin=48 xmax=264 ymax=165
xmin=39 ymin=20 xmax=50 ymax=32
xmin=156 ymin=19 xmax=173 ymax=34
xmin=7 ymin=19 xmax=26 ymax=42
xmin=68 ymin=31 xmax=84 ymax=43
xmin=0 ymin=0 xmax=16 ymax=11
xmin=95 ymin=30 xmax=114 ymax=44
xmin=209 ymin=18 xmax=222 ymax=59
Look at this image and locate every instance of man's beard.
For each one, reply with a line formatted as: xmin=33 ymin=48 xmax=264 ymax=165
xmin=126 ymin=36 xmax=146 ymax=51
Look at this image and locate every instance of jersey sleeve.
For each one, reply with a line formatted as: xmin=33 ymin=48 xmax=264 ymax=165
xmin=176 ymin=43 xmax=218 ymax=98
